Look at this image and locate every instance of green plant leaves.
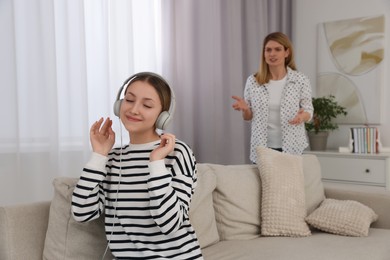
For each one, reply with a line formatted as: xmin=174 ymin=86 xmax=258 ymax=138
xmin=305 ymin=95 xmax=347 ymax=134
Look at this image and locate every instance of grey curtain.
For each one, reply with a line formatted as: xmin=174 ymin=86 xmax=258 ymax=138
xmin=160 ymin=0 xmax=292 ymax=164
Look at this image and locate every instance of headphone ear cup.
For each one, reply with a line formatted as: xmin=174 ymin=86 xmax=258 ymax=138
xmin=156 ymin=111 xmax=171 ymax=130
xmin=113 ymin=99 xmax=122 ymax=117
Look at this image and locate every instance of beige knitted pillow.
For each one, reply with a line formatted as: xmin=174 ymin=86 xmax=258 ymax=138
xmin=256 ymin=147 xmax=311 ymax=237
xmin=305 ymin=198 xmax=378 ymax=236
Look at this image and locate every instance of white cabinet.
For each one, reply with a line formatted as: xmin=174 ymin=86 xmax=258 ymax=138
xmin=304 ymin=151 xmax=390 ymax=190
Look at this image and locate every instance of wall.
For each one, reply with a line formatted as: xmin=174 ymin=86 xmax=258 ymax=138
xmin=292 ymin=0 xmax=390 ymax=150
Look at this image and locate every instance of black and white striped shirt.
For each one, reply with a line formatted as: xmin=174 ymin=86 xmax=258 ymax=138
xmin=71 ymin=139 xmax=203 ymax=259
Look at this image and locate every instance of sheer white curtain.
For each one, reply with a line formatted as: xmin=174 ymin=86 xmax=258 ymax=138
xmin=0 ymin=0 xmax=291 ymax=206
xmin=0 ymin=0 xmax=162 ymax=206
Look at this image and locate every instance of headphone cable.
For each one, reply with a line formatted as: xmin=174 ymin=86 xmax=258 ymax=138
xmin=102 ymin=118 xmax=123 ymax=259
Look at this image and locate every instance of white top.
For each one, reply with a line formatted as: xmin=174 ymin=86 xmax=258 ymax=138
xmin=267 ymin=76 xmax=286 ymax=148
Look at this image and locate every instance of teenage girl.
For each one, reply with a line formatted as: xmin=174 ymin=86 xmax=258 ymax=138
xmin=71 ymin=72 xmax=203 ymax=259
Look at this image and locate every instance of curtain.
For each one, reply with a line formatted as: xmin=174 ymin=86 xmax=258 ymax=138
xmin=160 ymin=0 xmax=292 ymax=164
xmin=0 ymin=0 xmax=163 ymax=206
xmin=0 ymin=0 xmax=291 ymax=206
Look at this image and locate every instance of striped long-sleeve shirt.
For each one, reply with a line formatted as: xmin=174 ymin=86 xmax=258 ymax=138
xmin=71 ymin=139 xmax=203 ymax=260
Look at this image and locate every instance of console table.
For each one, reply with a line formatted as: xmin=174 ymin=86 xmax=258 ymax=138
xmin=304 ymin=150 xmax=390 ymax=190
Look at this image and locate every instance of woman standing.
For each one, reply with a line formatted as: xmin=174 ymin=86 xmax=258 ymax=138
xmin=232 ymin=32 xmax=313 ymax=163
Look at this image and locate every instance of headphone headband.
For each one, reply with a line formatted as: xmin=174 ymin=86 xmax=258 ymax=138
xmin=113 ymin=72 xmax=175 ymax=130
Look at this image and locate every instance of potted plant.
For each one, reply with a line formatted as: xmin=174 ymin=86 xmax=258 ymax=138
xmin=305 ymin=95 xmax=347 ymax=151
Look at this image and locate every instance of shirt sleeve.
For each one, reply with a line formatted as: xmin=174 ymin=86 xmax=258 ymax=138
xmin=147 ymin=142 xmax=197 ymax=235
xmin=243 ymin=76 xmax=253 ymax=108
xmin=299 ymin=74 xmax=314 ymax=121
xmin=71 ymin=152 xmax=108 ymax=222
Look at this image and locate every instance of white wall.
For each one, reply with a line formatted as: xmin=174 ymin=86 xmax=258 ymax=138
xmin=293 ymin=0 xmax=390 ymax=150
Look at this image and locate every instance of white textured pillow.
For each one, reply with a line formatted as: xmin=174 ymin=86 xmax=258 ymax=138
xmin=190 ymin=164 xmax=220 ymax=248
xmin=305 ymin=198 xmax=378 ymax=236
xmin=256 ymin=147 xmax=311 ymax=237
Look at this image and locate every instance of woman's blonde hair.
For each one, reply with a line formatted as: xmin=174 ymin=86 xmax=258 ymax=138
xmin=256 ymin=32 xmax=296 ymax=85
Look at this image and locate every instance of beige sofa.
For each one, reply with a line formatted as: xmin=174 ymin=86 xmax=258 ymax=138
xmin=1 ymin=153 xmax=390 ymax=260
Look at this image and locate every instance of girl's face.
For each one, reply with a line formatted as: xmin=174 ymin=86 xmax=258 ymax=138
xmin=120 ymin=80 xmax=162 ymax=138
xmin=264 ymin=40 xmax=289 ymax=68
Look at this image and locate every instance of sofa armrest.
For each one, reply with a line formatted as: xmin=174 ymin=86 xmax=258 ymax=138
xmin=0 ymin=201 xmax=51 ymax=260
xmin=324 ymin=182 xmax=390 ymax=229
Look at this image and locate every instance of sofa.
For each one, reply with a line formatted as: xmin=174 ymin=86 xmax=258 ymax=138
xmin=1 ymin=150 xmax=390 ymax=260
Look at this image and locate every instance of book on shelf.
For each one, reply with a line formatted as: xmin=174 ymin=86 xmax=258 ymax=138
xmin=350 ymin=127 xmax=379 ymax=154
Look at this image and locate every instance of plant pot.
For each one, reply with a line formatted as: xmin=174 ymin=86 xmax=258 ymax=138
xmin=308 ymin=131 xmax=329 ymax=151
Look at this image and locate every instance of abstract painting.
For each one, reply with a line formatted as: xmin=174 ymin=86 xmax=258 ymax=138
xmin=316 ymin=15 xmax=385 ymax=124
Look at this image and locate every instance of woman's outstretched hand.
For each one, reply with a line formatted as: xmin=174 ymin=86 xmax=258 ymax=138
xmin=90 ymin=117 xmax=116 ymax=156
xmin=289 ymin=108 xmax=309 ymax=125
xmin=150 ymin=133 xmax=176 ymax=161
xmin=232 ymin=96 xmax=252 ymax=120
xmin=231 ymin=96 xmax=249 ymax=112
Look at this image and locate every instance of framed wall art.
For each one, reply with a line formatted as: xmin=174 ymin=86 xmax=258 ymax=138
xmin=316 ymin=14 xmax=385 ymax=124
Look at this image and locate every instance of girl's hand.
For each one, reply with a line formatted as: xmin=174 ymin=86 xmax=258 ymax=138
xmin=150 ymin=133 xmax=176 ymax=161
xmin=90 ymin=117 xmax=116 ymax=156
xmin=231 ymin=96 xmax=249 ymax=112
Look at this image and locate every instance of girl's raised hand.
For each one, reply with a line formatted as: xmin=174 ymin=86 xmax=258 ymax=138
xmin=150 ymin=133 xmax=176 ymax=161
xmin=90 ymin=117 xmax=116 ymax=156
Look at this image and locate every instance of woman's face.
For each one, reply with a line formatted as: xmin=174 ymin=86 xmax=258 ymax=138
xmin=264 ymin=40 xmax=289 ymax=68
xmin=120 ymin=80 xmax=162 ymax=136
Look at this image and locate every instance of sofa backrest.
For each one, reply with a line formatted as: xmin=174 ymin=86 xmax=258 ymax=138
xmin=41 ymin=154 xmax=324 ymax=258
xmin=194 ymin=154 xmax=325 ymax=242
xmin=208 ymin=164 xmax=261 ymax=241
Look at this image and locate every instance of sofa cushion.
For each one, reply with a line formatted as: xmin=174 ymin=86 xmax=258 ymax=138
xmin=189 ymin=164 xmax=220 ymax=248
xmin=305 ymin=198 xmax=378 ymax=236
xmin=256 ymin=147 xmax=311 ymax=237
xmin=201 ymin=228 xmax=390 ymax=260
xmin=42 ymin=177 xmax=114 ymax=260
xmin=210 ymin=163 xmax=261 ymax=240
xmin=302 ymin=154 xmax=325 ymax=214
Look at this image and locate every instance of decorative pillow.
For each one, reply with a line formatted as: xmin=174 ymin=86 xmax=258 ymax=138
xmin=305 ymin=198 xmax=378 ymax=236
xmin=302 ymin=154 xmax=325 ymax=214
xmin=211 ymin=164 xmax=262 ymax=240
xmin=42 ymin=177 xmax=114 ymax=260
xmin=256 ymin=147 xmax=311 ymax=237
xmin=189 ymin=164 xmax=220 ymax=248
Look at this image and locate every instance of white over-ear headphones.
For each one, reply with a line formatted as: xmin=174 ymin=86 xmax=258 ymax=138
xmin=113 ymin=72 xmax=176 ymax=130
